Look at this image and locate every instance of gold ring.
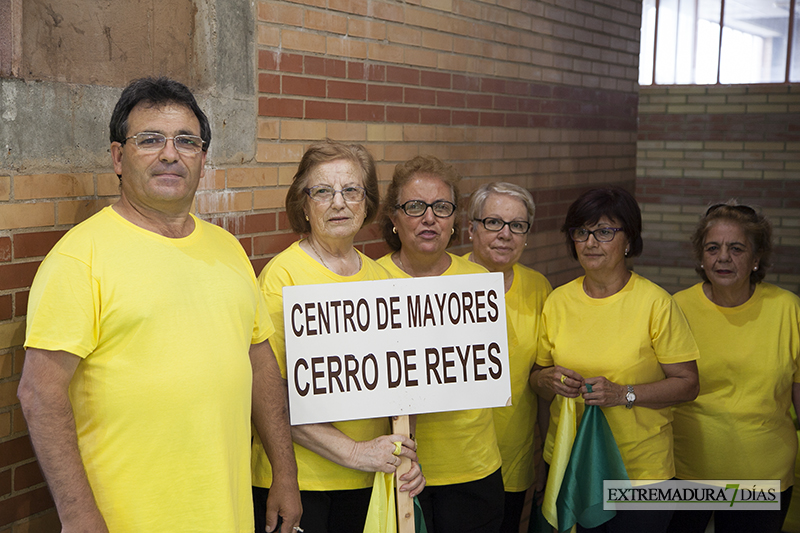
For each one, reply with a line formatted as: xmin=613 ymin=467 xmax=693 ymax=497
xmin=392 ymin=441 xmax=402 ymax=456
xmin=560 ymin=375 xmax=567 ymax=384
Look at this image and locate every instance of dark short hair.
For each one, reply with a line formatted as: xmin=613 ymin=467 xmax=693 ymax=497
xmin=691 ymin=201 xmax=772 ymax=285
xmin=379 ymin=155 xmax=461 ymax=251
xmin=109 ymin=77 xmax=211 ymax=151
xmin=285 ymin=140 xmax=379 ymax=234
xmin=561 ymin=186 xmax=643 ymax=259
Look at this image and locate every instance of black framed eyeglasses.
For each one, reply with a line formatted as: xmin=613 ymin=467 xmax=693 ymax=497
xmin=122 ymin=132 xmax=206 ymax=154
xmin=569 ymin=227 xmax=624 ymax=242
xmin=395 ymin=200 xmax=456 ymax=218
xmin=474 ymin=217 xmax=530 ymax=234
xmin=304 ymin=185 xmax=366 ymax=203
xmin=705 ymin=203 xmax=758 ymax=218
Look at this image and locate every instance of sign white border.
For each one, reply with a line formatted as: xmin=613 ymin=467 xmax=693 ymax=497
xmin=283 ymin=273 xmax=511 ymax=425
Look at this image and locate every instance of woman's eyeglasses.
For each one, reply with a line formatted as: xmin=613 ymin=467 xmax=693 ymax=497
xmin=395 ymin=200 xmax=456 ymax=218
xmin=569 ymin=227 xmax=624 ymax=242
xmin=304 ymin=185 xmax=366 ymax=203
xmin=473 ymin=217 xmax=530 ymax=234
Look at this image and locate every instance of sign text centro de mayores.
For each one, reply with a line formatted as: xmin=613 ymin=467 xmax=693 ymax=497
xmin=282 ymin=273 xmax=511 ymax=426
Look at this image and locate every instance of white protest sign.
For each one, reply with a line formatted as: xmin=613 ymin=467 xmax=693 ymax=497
xmin=283 ymin=273 xmax=511 ymax=425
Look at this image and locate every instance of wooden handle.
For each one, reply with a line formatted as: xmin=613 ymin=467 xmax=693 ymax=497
xmin=392 ymin=415 xmax=415 ymax=533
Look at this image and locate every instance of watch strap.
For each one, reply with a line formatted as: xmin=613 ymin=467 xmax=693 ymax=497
xmin=625 ymin=384 xmax=635 ymax=409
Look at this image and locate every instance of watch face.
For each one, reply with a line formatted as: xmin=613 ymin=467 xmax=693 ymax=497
xmin=626 ymin=391 xmax=635 ymax=402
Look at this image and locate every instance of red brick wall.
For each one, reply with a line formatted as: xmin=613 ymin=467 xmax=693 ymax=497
xmin=249 ymin=0 xmax=643 ymax=282
xmin=1 ymin=0 xmax=642 ymax=528
xmin=636 ymin=84 xmax=800 ymax=295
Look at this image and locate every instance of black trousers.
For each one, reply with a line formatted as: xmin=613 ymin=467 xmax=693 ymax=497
xmin=253 ymin=485 xmax=371 ymax=533
xmin=667 ymin=486 xmax=793 ymax=533
xmin=500 ymin=490 xmax=527 ymax=533
xmin=417 ymin=468 xmax=505 ymax=533
xmin=577 ymin=508 xmax=674 ymax=533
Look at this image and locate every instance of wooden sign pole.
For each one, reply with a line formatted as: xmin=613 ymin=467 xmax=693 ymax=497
xmin=392 ymin=415 xmax=415 ymax=533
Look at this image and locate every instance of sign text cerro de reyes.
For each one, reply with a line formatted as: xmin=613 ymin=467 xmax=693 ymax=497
xmin=283 ymin=273 xmax=511 ymax=425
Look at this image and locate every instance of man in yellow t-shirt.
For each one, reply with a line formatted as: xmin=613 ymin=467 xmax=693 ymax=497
xmin=17 ymin=78 xmax=301 ymax=533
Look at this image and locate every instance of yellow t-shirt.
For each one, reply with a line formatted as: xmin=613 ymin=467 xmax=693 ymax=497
xmin=538 ymin=272 xmax=699 ymax=480
xmin=25 ymin=206 xmax=272 ymax=533
xmin=672 ymin=282 xmax=800 ymax=490
xmin=252 ymin=241 xmax=392 ymax=491
xmin=377 ymin=252 xmax=503 ymax=485
xmin=489 ymin=262 xmax=552 ymax=492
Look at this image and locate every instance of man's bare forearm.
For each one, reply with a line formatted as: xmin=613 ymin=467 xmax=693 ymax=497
xmin=250 ymin=341 xmax=298 ymax=481
xmin=18 ymin=348 xmax=108 ymax=532
xmin=250 ymin=340 xmax=301 ymax=532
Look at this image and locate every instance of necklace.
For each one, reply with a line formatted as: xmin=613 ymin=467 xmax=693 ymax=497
xmin=308 ymin=239 xmax=331 ymax=270
xmin=309 ymin=239 xmax=362 ymax=274
xmin=354 ymin=250 xmax=362 ymax=272
xmin=396 ymin=252 xmax=409 ymax=276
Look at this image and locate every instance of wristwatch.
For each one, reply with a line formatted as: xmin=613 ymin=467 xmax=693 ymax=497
xmin=625 ymin=385 xmax=636 ymax=409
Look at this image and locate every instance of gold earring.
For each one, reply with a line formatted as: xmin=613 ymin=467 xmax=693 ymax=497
xmin=392 ymin=227 xmax=397 ymax=234
xmin=451 ymin=228 xmax=455 ymax=235
xmin=305 ymin=214 xmax=309 ymax=221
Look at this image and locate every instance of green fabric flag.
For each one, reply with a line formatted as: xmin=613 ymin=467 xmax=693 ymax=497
xmin=555 ymin=385 xmax=629 ymax=533
xmin=414 ymin=497 xmax=427 ymax=533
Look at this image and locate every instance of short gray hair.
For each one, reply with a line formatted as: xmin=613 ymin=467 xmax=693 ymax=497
xmin=467 ymin=182 xmax=535 ymax=227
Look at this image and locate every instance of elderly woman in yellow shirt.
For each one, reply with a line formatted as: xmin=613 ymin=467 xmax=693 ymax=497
xmin=464 ymin=182 xmax=552 ymax=533
xmin=377 ymin=155 xmax=503 ymax=533
xmin=668 ymin=202 xmax=800 ymax=533
xmin=530 ymin=187 xmax=699 ymax=533
xmin=251 ymin=141 xmax=425 ymax=533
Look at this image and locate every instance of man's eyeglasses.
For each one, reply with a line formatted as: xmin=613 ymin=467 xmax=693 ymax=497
xmin=122 ymin=132 xmax=206 ymax=154
xmin=474 ymin=217 xmax=530 ymax=234
xmin=395 ymin=200 xmax=456 ymax=218
xmin=304 ymin=185 xmax=366 ymax=203
xmin=705 ymin=203 xmax=757 ymax=218
xmin=569 ymin=227 xmax=624 ymax=242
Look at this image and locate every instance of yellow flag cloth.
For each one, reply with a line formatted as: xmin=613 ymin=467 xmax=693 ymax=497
xmin=364 ymin=472 xmax=397 ymax=533
xmin=543 ymin=397 xmax=577 ymax=531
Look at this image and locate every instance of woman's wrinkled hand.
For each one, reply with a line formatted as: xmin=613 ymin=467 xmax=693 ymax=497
xmin=538 ymin=365 xmax=585 ymax=398
xmin=398 ymin=458 xmax=426 ymax=498
xmin=351 ymin=434 xmax=418 ymax=474
xmin=582 ymin=376 xmax=626 ymax=407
